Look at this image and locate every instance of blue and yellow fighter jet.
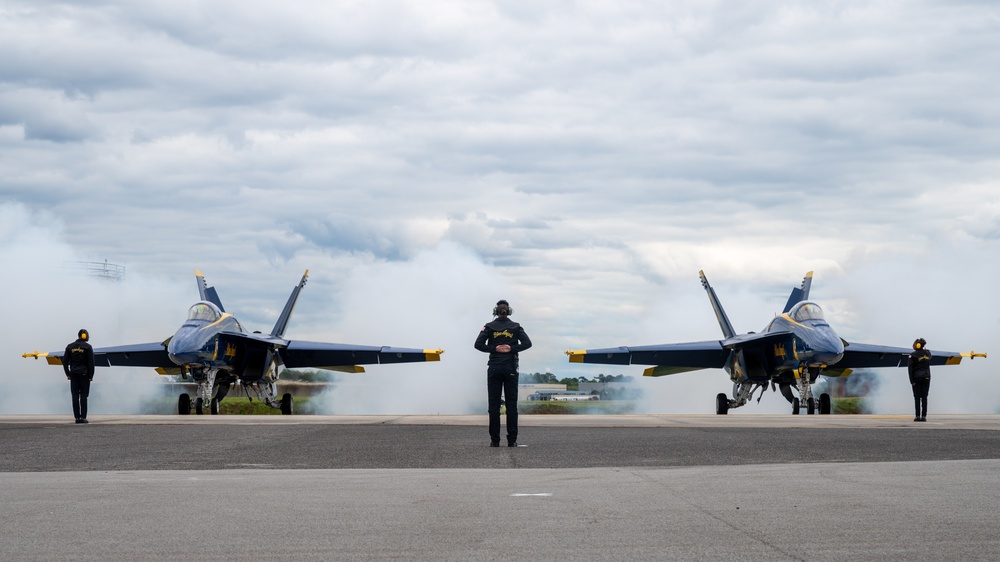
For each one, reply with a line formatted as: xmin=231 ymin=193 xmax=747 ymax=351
xmin=566 ymin=271 xmax=985 ymax=414
xmin=23 ymin=270 xmax=443 ymax=415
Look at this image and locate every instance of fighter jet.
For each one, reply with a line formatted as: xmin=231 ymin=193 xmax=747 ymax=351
xmin=23 ymin=270 xmax=443 ymax=415
xmin=566 ymin=271 xmax=985 ymax=414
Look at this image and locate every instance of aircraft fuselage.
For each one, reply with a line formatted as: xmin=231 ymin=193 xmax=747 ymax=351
xmin=724 ymin=301 xmax=845 ymax=384
xmin=166 ymin=301 xmax=244 ymax=371
xmin=760 ymin=309 xmax=845 ymax=372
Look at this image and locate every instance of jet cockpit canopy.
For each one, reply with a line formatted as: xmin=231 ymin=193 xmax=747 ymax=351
xmin=187 ymin=301 xmax=222 ymax=322
xmin=790 ymin=301 xmax=825 ymax=323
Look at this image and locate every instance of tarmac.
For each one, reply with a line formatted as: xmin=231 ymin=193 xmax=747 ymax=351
xmin=2 ymin=414 xmax=999 ymax=560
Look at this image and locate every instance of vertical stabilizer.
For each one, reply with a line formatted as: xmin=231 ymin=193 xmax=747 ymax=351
xmin=271 ymin=270 xmax=309 ymax=338
xmin=195 ymin=270 xmax=226 ymax=312
xmin=699 ymin=270 xmax=736 ymax=339
xmin=781 ymin=271 xmax=814 ymax=313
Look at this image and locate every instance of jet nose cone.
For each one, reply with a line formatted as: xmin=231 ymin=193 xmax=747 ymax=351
xmin=814 ymin=328 xmax=845 ymax=364
xmin=167 ymin=326 xmax=208 ymax=365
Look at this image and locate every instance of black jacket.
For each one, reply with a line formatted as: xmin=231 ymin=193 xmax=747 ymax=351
xmin=908 ymin=348 xmax=932 ymax=384
xmin=474 ymin=317 xmax=532 ymax=370
xmin=63 ymin=338 xmax=95 ymax=379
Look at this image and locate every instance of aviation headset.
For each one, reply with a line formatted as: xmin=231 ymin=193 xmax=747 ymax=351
xmin=492 ymin=300 xmax=513 ymax=317
xmin=78 ymin=329 xmax=89 ymax=342
xmin=913 ymin=337 xmax=927 ymax=350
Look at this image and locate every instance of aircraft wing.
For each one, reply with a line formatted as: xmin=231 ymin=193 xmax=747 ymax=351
xmin=567 ymin=340 xmax=729 ymax=375
xmin=279 ymin=341 xmax=443 ymax=370
xmin=838 ymin=342 xmax=965 ymax=369
xmin=23 ymin=342 xmax=173 ymax=369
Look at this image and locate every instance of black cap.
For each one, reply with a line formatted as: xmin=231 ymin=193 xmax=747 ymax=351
xmin=78 ymin=329 xmax=89 ymax=341
xmin=496 ymin=299 xmax=509 ymax=306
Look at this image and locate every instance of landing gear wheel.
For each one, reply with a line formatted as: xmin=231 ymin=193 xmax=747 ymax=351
xmin=195 ymin=397 xmax=204 ymax=415
xmin=792 ymin=398 xmax=800 ymax=415
xmin=178 ymin=393 xmax=191 ymax=415
xmin=715 ymin=393 xmax=729 ymax=415
xmin=210 ymin=398 xmax=220 ymax=415
xmin=820 ymin=393 xmax=831 ymax=415
xmin=807 ymin=397 xmax=816 ymax=415
xmin=280 ymin=393 xmax=293 ymax=415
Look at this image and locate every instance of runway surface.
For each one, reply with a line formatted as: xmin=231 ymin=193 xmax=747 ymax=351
xmin=3 ymin=414 xmax=999 ymax=560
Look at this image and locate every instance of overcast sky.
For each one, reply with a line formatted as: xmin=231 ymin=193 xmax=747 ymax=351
xmin=2 ymin=0 xmax=998 ymax=414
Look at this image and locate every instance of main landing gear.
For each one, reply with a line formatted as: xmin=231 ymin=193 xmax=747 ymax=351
xmin=716 ymin=378 xmax=833 ymax=415
xmin=177 ymin=393 xmax=222 ymax=415
xmin=790 ymin=393 xmax=831 ymax=415
xmin=716 ymin=393 xmax=729 ymax=415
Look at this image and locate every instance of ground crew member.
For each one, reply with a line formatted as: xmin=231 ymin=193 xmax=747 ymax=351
xmin=475 ymin=299 xmax=532 ymax=447
xmin=908 ymin=337 xmax=931 ymax=422
xmin=63 ymin=329 xmax=95 ymax=424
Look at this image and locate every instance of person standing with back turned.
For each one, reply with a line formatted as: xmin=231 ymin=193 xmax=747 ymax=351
xmin=908 ymin=337 xmax=932 ymax=422
xmin=475 ymin=300 xmax=532 ymax=447
xmin=64 ymin=328 xmax=95 ymax=424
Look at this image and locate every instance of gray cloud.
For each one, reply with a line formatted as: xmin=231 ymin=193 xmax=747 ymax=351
xmin=2 ymin=1 xmax=999 ymax=413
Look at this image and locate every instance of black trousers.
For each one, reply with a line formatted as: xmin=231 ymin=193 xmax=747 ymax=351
xmin=912 ymin=378 xmax=930 ymax=418
xmin=487 ymin=365 xmax=518 ymax=444
xmin=70 ymin=375 xmax=91 ymax=420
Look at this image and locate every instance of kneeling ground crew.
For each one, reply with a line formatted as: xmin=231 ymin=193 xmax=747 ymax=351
xmin=475 ymin=299 xmax=532 ymax=447
xmin=64 ymin=329 xmax=95 ymax=424
xmin=908 ymin=337 xmax=931 ymax=422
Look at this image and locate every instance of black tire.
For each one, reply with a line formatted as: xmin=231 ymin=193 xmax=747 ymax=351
xmin=807 ymin=397 xmax=816 ymax=415
xmin=178 ymin=393 xmax=191 ymax=415
xmin=792 ymin=397 xmax=800 ymax=415
xmin=280 ymin=393 xmax=293 ymax=415
xmin=820 ymin=393 xmax=832 ymax=415
xmin=210 ymin=398 xmax=220 ymax=415
xmin=195 ymin=397 xmax=204 ymax=415
xmin=715 ymin=393 xmax=729 ymax=415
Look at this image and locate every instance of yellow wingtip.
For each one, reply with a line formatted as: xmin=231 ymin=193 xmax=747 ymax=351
xmin=566 ymin=350 xmax=586 ymax=363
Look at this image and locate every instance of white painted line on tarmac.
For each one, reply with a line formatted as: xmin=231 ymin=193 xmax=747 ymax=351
xmin=510 ymin=493 xmax=553 ymax=497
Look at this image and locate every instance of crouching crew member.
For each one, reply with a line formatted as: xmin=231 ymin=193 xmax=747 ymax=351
xmin=64 ymin=329 xmax=95 ymax=424
xmin=908 ymin=337 xmax=931 ymax=422
xmin=475 ymin=300 xmax=532 ymax=447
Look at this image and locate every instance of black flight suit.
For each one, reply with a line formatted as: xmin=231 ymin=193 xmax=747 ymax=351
xmin=908 ymin=348 xmax=932 ymax=420
xmin=475 ymin=317 xmax=532 ymax=445
xmin=63 ymin=338 xmax=95 ymax=421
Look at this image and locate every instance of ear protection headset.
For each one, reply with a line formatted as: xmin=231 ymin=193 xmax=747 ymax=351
xmin=913 ymin=337 xmax=926 ymax=350
xmin=492 ymin=300 xmax=513 ymax=317
xmin=79 ymin=329 xmax=89 ymax=341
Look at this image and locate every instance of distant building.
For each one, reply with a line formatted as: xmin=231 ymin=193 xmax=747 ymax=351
xmin=521 ymin=384 xmax=566 ymax=401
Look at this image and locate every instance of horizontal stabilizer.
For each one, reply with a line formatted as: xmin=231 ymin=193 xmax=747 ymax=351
xmin=821 ymin=367 xmax=853 ymax=378
xmin=643 ymin=365 xmax=706 ymax=377
xmin=321 ymin=365 xmax=366 ymax=374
